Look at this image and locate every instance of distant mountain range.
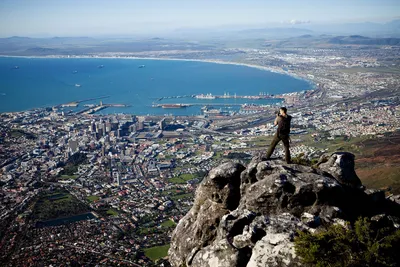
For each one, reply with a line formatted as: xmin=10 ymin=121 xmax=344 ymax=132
xmin=328 ymin=35 xmax=400 ymax=45
xmin=171 ymin=19 xmax=400 ymax=39
xmin=304 ymin=19 xmax=400 ymax=37
xmin=1 ymin=25 xmax=400 ymax=56
xmin=0 ymin=36 xmax=217 ymax=56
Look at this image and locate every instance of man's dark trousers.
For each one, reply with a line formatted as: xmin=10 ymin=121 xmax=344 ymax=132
xmin=265 ymin=133 xmax=291 ymax=163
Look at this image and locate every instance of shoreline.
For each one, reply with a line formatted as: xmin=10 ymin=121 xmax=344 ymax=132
xmin=0 ymin=54 xmax=316 ymax=89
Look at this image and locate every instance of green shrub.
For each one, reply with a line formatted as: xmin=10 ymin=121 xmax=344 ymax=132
xmin=294 ymin=217 xmax=400 ymax=267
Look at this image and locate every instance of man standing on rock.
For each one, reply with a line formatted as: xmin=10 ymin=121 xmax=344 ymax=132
xmin=265 ymin=107 xmax=292 ymax=163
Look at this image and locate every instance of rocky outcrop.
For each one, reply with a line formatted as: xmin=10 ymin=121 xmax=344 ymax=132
xmin=317 ymin=152 xmax=362 ymax=187
xmin=169 ymin=152 xmax=400 ymax=267
xmin=168 ymin=162 xmax=245 ymax=267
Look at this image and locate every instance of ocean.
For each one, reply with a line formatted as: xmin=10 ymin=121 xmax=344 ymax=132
xmin=0 ymin=57 xmax=313 ymax=115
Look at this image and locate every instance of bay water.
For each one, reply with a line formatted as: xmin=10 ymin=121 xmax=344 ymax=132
xmin=0 ymin=57 xmax=312 ymax=115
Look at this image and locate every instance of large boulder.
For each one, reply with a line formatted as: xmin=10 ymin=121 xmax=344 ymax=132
xmin=169 ymin=153 xmax=400 ymax=267
xmin=317 ymin=152 xmax=362 ymax=187
xmin=168 ymin=162 xmax=245 ymax=267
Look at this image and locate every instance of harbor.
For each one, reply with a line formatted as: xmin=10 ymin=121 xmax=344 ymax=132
xmin=56 ymin=97 xmax=130 ymax=115
xmin=76 ymin=102 xmax=131 ymax=114
xmin=151 ymin=93 xmax=283 ymax=114
xmin=152 ymin=92 xmax=275 ymax=102
xmin=152 ymin=103 xmax=243 ymax=108
xmin=55 ymin=93 xmax=282 ymax=116
xmin=57 ymin=96 xmax=110 ymax=108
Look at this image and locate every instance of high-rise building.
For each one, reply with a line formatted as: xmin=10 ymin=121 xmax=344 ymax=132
xmin=129 ymin=124 xmax=137 ymax=133
xmin=105 ymin=122 xmax=112 ymax=133
xmin=97 ymin=128 xmax=103 ymax=137
xmin=159 ymin=118 xmax=166 ymax=130
xmin=116 ymin=172 xmax=122 ymax=186
xmin=137 ymin=117 xmax=145 ymax=131
xmin=90 ymin=120 xmax=96 ymax=132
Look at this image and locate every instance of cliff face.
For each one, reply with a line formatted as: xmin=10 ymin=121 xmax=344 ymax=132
xmin=168 ymin=152 xmax=400 ymax=267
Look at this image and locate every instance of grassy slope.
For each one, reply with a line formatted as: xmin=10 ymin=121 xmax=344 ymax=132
xmin=353 ymin=132 xmax=400 ymax=193
xmin=298 ymin=131 xmax=400 ymax=194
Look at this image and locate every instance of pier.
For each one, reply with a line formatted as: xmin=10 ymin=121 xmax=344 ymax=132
xmin=150 ymin=95 xmax=193 ymax=102
xmin=56 ymin=96 xmax=110 ymax=108
xmin=195 ymin=93 xmax=274 ymax=100
xmin=76 ymin=103 xmax=131 ymax=115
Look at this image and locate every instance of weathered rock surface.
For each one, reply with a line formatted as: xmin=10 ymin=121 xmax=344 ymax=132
xmin=317 ymin=152 xmax=362 ymax=187
xmin=169 ymin=152 xmax=400 ymax=267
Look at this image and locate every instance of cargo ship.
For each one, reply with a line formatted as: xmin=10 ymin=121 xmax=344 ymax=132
xmin=160 ymin=104 xmax=190 ymax=108
xmin=202 ymin=106 xmax=228 ymax=116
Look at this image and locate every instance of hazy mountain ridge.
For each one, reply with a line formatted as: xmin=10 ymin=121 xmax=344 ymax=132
xmin=1 ymin=32 xmax=400 ymax=57
xmin=329 ymin=35 xmax=400 ymax=45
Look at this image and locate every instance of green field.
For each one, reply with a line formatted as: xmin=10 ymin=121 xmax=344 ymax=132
xmin=139 ymin=227 xmax=155 ymax=235
xmin=33 ymin=190 xmax=89 ymax=221
xmin=59 ymin=175 xmax=78 ymax=180
xmin=250 ymin=136 xmax=272 ymax=147
xmin=161 ymin=189 xmax=194 ymax=201
xmin=86 ymin=195 xmax=100 ymax=202
xmin=169 ymin=173 xmax=196 ymax=184
xmin=9 ymin=129 xmax=36 ymax=139
xmin=106 ymin=209 xmax=118 ymax=216
xmin=161 ymin=189 xmax=184 ymax=196
xmin=212 ymin=151 xmax=225 ymax=160
xmin=144 ymin=244 xmax=170 ymax=261
xmin=170 ymin=193 xmax=193 ymax=201
xmin=161 ymin=219 xmax=176 ymax=228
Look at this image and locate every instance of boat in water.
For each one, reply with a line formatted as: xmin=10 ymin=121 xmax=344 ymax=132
xmin=138 ymin=65 xmax=145 ymax=68
xmin=75 ymin=84 xmax=81 ymax=87
xmin=195 ymin=93 xmax=216 ymax=100
xmin=72 ymin=70 xmax=78 ymax=74
xmin=160 ymin=104 xmax=189 ymax=108
xmin=98 ymin=65 xmax=104 ymax=69
xmin=202 ymin=106 xmax=228 ymax=116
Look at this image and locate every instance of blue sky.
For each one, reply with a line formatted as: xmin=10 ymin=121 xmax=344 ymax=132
xmin=0 ymin=0 xmax=399 ymax=37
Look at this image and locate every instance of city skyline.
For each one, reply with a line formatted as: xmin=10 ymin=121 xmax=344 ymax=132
xmin=0 ymin=0 xmax=399 ymax=37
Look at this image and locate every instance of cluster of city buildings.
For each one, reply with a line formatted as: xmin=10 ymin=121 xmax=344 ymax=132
xmin=294 ymin=99 xmax=400 ymax=137
xmin=0 ymin=109 xmax=258 ymax=264
xmin=1 ymin=100 xmax=350 ymax=265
